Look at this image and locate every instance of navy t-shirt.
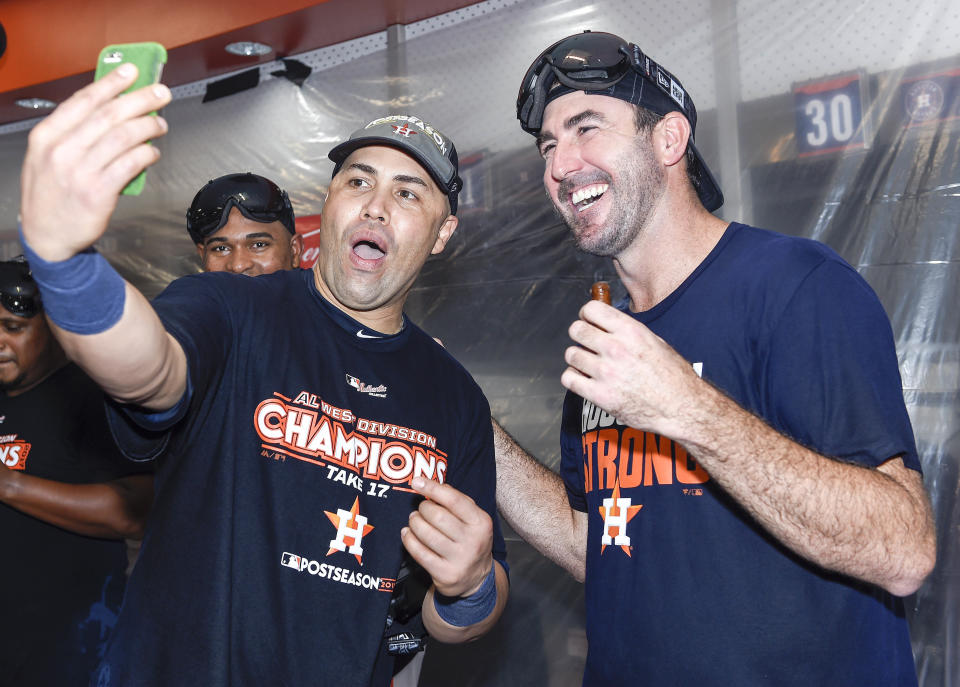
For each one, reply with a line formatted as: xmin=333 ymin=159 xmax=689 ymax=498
xmin=0 ymin=364 xmax=140 ymax=686
xmin=560 ymin=224 xmax=919 ymax=686
xmin=97 ymin=268 xmax=506 ymax=687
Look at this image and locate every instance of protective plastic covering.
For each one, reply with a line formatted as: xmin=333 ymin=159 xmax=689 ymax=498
xmin=0 ymin=0 xmax=957 ymax=684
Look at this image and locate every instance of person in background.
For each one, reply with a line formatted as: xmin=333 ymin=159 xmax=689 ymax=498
xmin=0 ymin=257 xmax=153 ymax=686
xmin=186 ymin=172 xmax=302 ymax=275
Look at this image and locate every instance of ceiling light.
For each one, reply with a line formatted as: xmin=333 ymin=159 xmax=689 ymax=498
xmin=224 ymin=41 xmax=273 ymax=57
xmin=15 ymin=98 xmax=56 ymax=110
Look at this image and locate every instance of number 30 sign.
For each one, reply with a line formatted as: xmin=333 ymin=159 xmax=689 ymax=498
xmin=793 ymin=72 xmax=871 ymax=157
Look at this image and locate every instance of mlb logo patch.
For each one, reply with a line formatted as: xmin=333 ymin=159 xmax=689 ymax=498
xmin=281 ymin=552 xmax=301 ymax=570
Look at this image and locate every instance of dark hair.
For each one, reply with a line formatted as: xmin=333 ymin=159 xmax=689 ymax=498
xmin=632 ymin=105 xmax=701 ymax=198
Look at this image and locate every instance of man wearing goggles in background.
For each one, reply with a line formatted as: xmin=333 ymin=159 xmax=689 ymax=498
xmin=18 ymin=67 xmax=508 ymax=686
xmin=186 ymin=172 xmax=302 ymax=275
xmin=0 ymin=258 xmax=153 ymax=686
xmin=495 ymin=31 xmax=935 ymax=685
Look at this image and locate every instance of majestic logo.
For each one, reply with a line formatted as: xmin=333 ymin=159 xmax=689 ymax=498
xmin=325 ymin=496 xmax=375 ymax=564
xmin=599 ymin=478 xmax=643 ymax=556
xmin=391 ymin=124 xmax=417 ymax=137
xmin=346 ymin=374 xmax=388 ymax=398
xmin=0 ymin=437 xmax=30 ymax=471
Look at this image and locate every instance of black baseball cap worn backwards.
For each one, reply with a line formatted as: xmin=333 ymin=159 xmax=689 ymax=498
xmin=517 ymin=30 xmax=724 ymax=212
xmin=0 ymin=258 xmax=42 ymax=318
xmin=328 ymin=115 xmax=463 ymax=215
xmin=186 ymin=172 xmax=296 ymax=244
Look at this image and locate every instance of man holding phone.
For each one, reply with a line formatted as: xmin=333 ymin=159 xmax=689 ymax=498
xmin=19 ymin=64 xmax=508 ymax=686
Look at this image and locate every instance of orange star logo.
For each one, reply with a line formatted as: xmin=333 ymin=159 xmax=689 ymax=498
xmin=598 ymin=478 xmax=643 ymax=556
xmin=325 ymin=497 xmax=375 ymax=565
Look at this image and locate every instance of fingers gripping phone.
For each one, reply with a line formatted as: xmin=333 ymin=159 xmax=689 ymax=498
xmin=94 ymin=42 xmax=168 ymax=196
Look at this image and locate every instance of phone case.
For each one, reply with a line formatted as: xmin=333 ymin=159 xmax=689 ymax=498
xmin=95 ymin=42 xmax=168 ymax=195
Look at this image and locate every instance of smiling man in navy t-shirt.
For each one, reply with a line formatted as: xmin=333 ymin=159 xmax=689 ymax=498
xmin=495 ymin=30 xmax=935 ymax=686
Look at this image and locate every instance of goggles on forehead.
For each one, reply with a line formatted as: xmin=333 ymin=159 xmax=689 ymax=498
xmin=517 ymin=31 xmax=680 ymax=135
xmin=516 ymin=30 xmax=725 ymax=212
xmin=0 ymin=258 xmax=41 ymax=318
xmin=186 ymin=173 xmax=295 ymax=244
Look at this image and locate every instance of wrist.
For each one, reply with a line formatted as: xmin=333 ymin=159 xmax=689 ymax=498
xmin=432 ymin=563 xmax=497 ymax=628
xmin=17 ymin=216 xmax=77 ymax=262
xmin=461 ymin=561 xmax=493 ymax=597
xmin=19 ymin=223 xmax=127 ymax=335
xmin=668 ymin=379 xmax=737 ymax=461
xmin=0 ymin=467 xmax=19 ymax=501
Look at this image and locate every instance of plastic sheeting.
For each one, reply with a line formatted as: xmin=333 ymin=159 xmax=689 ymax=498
xmin=0 ymin=0 xmax=957 ymax=684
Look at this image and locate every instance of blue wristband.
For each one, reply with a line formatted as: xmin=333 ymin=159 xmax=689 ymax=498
xmin=19 ymin=224 xmax=126 ymax=335
xmin=433 ymin=565 xmax=497 ymax=628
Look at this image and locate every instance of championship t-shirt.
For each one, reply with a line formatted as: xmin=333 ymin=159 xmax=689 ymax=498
xmin=99 ymin=268 xmax=506 ymax=687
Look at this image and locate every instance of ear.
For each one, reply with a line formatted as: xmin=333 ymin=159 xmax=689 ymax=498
xmin=657 ymin=112 xmax=692 ymax=168
xmin=289 ymin=234 xmax=304 ymax=268
xmin=195 ymin=243 xmax=206 ymax=261
xmin=430 ymin=215 xmax=459 ymax=255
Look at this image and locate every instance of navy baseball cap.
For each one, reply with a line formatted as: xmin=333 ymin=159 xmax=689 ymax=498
xmin=517 ymin=31 xmax=723 ymax=212
xmin=328 ymin=115 xmax=463 ymax=214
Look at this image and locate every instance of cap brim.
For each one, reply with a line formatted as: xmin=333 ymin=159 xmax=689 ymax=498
xmin=689 ymin=141 xmax=724 ymax=212
xmin=329 ymin=136 xmax=452 ymax=193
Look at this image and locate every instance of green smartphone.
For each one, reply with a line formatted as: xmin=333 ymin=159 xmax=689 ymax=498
xmin=94 ymin=42 xmax=168 ymax=196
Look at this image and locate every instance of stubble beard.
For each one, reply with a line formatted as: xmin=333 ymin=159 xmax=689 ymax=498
xmin=553 ymin=135 xmax=664 ymax=258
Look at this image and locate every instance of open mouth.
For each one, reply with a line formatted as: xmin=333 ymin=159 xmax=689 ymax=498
xmin=571 ymin=183 xmax=608 ymax=212
xmin=352 ymin=237 xmax=386 ymax=261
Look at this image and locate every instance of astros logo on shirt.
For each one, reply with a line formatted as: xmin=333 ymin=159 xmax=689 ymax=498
xmin=325 ymin=497 xmax=374 ymax=565
xmin=599 ymin=477 xmax=643 ymax=556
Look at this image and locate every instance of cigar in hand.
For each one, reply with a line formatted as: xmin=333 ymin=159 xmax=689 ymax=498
xmin=591 ymin=281 xmax=612 ymax=305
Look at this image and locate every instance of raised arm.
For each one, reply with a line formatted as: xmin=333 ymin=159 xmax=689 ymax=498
xmin=0 ymin=469 xmax=153 ymax=539
xmin=492 ymin=420 xmax=587 ymax=582
xmin=562 ymin=301 xmax=936 ymax=596
xmin=19 ymin=64 xmax=186 ymax=411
